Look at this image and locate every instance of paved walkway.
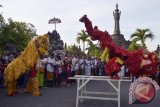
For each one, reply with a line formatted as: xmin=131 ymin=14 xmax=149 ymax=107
xmin=0 ymin=81 xmax=159 ymax=107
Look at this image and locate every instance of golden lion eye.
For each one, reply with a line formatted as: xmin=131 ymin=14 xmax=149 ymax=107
xmin=42 ymin=38 xmax=46 ymax=44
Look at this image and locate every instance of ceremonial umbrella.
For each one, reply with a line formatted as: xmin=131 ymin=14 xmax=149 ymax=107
xmin=48 ymin=17 xmax=61 ymax=30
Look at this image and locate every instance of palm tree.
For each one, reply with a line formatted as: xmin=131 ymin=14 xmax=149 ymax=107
xmin=130 ymin=28 xmax=154 ymax=48
xmin=86 ymin=40 xmax=101 ymax=58
xmin=76 ymin=29 xmax=89 ymax=52
xmin=128 ymin=38 xmax=141 ymax=51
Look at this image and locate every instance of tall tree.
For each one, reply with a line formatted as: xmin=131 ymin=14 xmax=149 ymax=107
xmin=76 ymin=29 xmax=89 ymax=52
xmin=64 ymin=42 xmax=67 ymax=51
xmin=0 ymin=15 xmax=37 ymax=52
xmin=0 ymin=14 xmax=5 ymax=53
xmin=130 ymin=28 xmax=154 ymax=48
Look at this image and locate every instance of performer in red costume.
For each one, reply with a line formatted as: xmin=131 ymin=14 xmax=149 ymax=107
xmin=79 ymin=15 xmax=158 ymax=79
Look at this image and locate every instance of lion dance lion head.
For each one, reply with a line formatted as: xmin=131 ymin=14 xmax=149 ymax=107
xmin=32 ymin=34 xmax=49 ymax=56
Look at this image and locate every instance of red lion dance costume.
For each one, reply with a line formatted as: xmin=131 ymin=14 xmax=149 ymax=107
xmin=79 ymin=15 xmax=158 ymax=79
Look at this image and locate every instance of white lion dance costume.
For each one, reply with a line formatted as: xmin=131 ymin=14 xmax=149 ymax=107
xmin=4 ymin=34 xmax=49 ymax=96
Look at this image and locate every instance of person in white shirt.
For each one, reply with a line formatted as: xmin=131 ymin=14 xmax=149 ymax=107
xmin=54 ymin=55 xmax=64 ymax=87
xmin=118 ymin=65 xmax=125 ymax=78
xmin=85 ymin=58 xmax=91 ymax=76
xmin=79 ymin=57 xmax=85 ymax=75
xmin=42 ymin=54 xmax=55 ymax=87
xmin=71 ymin=56 xmax=78 ymax=76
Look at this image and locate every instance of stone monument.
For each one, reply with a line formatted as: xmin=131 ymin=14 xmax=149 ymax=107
xmin=48 ymin=17 xmax=65 ymax=58
xmin=111 ymin=4 xmax=130 ymax=48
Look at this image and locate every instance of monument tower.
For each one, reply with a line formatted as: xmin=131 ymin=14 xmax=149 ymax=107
xmin=113 ymin=4 xmax=121 ymax=34
xmin=111 ymin=4 xmax=130 ymax=48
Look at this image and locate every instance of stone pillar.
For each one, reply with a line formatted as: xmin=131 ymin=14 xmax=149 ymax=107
xmin=113 ymin=4 xmax=121 ymax=34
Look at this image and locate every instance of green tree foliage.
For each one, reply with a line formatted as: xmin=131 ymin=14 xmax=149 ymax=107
xmin=130 ymin=28 xmax=154 ymax=49
xmin=64 ymin=42 xmax=67 ymax=51
xmin=76 ymin=30 xmax=101 ymax=58
xmin=128 ymin=38 xmax=141 ymax=51
xmin=0 ymin=14 xmax=36 ymax=52
xmin=76 ymin=29 xmax=90 ymax=52
xmin=66 ymin=44 xmax=85 ymax=56
xmin=86 ymin=40 xmax=101 ymax=58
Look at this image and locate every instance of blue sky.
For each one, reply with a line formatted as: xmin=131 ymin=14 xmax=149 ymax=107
xmin=1 ymin=0 xmax=160 ymax=51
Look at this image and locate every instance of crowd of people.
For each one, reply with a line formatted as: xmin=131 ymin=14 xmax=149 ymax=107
xmin=0 ymin=53 xmax=160 ymax=89
xmin=0 ymin=53 xmax=106 ymax=89
xmin=35 ymin=53 xmax=107 ymax=87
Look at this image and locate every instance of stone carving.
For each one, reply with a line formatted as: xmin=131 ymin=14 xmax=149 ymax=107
xmin=48 ymin=30 xmax=65 ymax=59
